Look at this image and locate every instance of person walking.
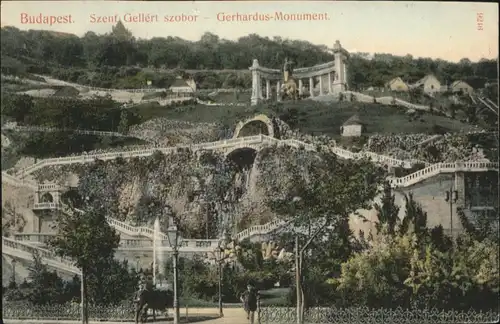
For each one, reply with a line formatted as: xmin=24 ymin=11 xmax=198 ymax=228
xmin=240 ymin=283 xmax=258 ymax=324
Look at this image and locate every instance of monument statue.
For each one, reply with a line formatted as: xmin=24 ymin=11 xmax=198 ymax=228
xmin=283 ymin=57 xmax=293 ymax=82
xmin=281 ymin=57 xmax=299 ymax=101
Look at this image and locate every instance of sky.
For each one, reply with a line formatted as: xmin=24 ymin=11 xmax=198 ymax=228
xmin=1 ymin=1 xmax=498 ymax=63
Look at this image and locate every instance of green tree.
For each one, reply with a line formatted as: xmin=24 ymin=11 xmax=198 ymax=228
xmin=334 ymin=234 xmax=415 ymax=308
xmin=259 ymin=146 xmax=384 ymax=318
xmin=1 ymin=93 xmax=34 ymax=122
xmin=405 ymin=235 xmax=499 ymax=310
xmin=373 ymin=182 xmax=400 ymax=236
xmin=117 ymin=109 xmax=129 ymax=134
xmin=398 ymin=192 xmax=428 ymax=239
xmin=27 ymin=250 xmax=66 ymax=305
xmin=49 ymin=203 xmax=133 ymax=305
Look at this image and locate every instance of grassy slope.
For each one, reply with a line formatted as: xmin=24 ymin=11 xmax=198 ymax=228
xmin=131 ymin=100 xmax=476 ymax=138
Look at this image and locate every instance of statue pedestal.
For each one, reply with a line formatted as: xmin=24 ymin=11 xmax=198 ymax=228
xmin=332 ymin=82 xmax=347 ymax=94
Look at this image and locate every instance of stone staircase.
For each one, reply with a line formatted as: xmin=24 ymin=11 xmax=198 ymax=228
xmin=10 ymin=134 xmax=437 ymax=180
xmin=1 ymin=171 xmax=37 ymax=190
xmin=3 ymin=136 xmax=498 ymax=191
xmin=2 ymin=236 xmax=81 ymax=275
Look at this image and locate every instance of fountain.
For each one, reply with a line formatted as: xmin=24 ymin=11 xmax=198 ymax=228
xmin=153 ymin=217 xmax=164 ymax=286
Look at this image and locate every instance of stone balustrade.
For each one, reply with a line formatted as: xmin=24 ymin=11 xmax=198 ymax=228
xmin=84 ymin=87 xmax=166 ymax=93
xmin=38 ymin=183 xmax=60 ymax=191
xmin=234 ymin=219 xmax=288 ymax=241
xmin=342 ymin=91 xmax=431 ymax=111
xmin=2 ymin=125 xmax=126 ymax=137
xmin=389 ymin=161 xmax=498 ymax=188
xmin=14 ymin=233 xmax=53 ymax=244
xmin=33 ymin=202 xmax=61 ymax=210
xmin=3 ymin=236 xmax=80 ymax=274
xmin=6 ymin=134 xmax=497 ymax=191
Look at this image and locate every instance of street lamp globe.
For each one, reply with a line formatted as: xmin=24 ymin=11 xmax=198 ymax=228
xmin=166 ymin=224 xmax=179 ymax=249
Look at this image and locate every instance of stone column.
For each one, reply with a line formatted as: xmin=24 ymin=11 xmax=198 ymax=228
xmin=298 ymin=79 xmax=303 ymax=95
xmin=266 ymin=79 xmax=271 ymax=99
xmin=343 ymin=61 xmax=348 ymax=90
xmin=319 ymin=75 xmax=324 ymax=96
xmin=276 ymin=80 xmax=281 ymax=101
xmin=309 ymin=77 xmax=314 ymax=97
xmin=328 ymin=72 xmax=333 ymax=93
xmin=332 ymin=40 xmax=349 ymax=94
xmin=249 ymin=59 xmax=263 ymax=106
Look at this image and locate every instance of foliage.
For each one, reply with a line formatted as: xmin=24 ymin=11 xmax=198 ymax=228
xmin=257 ymin=145 xmax=384 ymax=316
xmin=373 ymin=182 xmax=400 ymax=235
xmin=0 ymin=92 xmax=141 ymax=131
xmin=334 ymin=228 xmax=499 ymax=311
xmin=457 ymin=207 xmax=499 ymax=243
xmin=17 ymin=132 xmax=146 ymax=158
xmin=259 ymin=146 xmax=383 ymax=232
xmin=49 ymin=204 xmax=137 ymax=305
xmin=405 ymin=235 xmax=499 ymax=310
xmin=335 ymin=234 xmax=415 ymax=308
xmin=1 ymin=26 xmax=497 ymax=93
xmin=373 ymin=185 xmax=428 ymax=240
xmin=3 ymin=251 xmax=81 ymax=305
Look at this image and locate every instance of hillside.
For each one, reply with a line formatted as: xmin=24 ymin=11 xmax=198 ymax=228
xmin=1 ymin=26 xmax=497 ymax=93
xmin=129 ymin=100 xmax=480 ymax=138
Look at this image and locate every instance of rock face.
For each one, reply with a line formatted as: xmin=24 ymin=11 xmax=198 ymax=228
xmin=2 ymin=116 xmax=343 ymax=238
xmin=2 ymin=183 xmax=33 ymax=235
xmin=29 ymin=146 xmax=282 ymax=239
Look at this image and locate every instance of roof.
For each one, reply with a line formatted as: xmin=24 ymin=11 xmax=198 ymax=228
xmin=386 ymin=77 xmax=404 ymax=86
xmin=450 ymin=80 xmax=472 ymax=88
xmin=170 ymin=76 xmax=191 ymax=88
xmin=414 ymin=74 xmax=441 ymax=86
xmin=342 ymin=114 xmax=364 ymax=126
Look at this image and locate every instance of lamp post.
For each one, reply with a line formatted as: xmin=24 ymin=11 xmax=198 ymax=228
xmin=214 ymin=230 xmax=230 ymax=318
xmin=291 ymin=196 xmax=302 ymax=324
xmin=215 ymin=244 xmax=224 ymax=318
xmin=445 ymin=187 xmax=459 ymax=239
xmin=135 ymin=256 xmax=140 ymax=271
xmin=166 ymin=217 xmax=181 ymax=324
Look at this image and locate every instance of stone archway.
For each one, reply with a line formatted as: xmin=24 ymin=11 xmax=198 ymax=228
xmin=39 ymin=192 xmax=54 ymax=203
xmin=233 ymin=114 xmax=275 ymax=139
xmin=226 ymin=147 xmax=258 ymax=170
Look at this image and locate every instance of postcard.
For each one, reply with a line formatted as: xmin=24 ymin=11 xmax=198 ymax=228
xmin=1 ymin=1 xmax=498 ymax=324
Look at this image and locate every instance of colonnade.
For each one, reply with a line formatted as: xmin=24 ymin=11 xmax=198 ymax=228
xmin=249 ymin=40 xmax=350 ymax=105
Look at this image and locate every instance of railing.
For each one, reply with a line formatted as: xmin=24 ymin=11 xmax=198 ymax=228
xmin=106 ymin=214 xmax=288 ymax=244
xmin=2 ymin=125 xmax=126 ymax=137
xmin=343 ymin=91 xmax=430 ymax=111
xmin=33 ymin=74 xmax=167 ymax=93
xmin=389 ymin=161 xmax=498 ymax=188
xmin=234 ymin=219 xmax=288 ymax=241
xmin=13 ymin=233 xmax=54 ymax=244
xmin=7 ymin=135 xmax=498 ymax=190
xmin=13 ymin=135 xmax=264 ymax=177
xmin=258 ymin=306 xmax=499 ymax=324
xmin=33 ymin=202 xmax=61 ymax=210
xmin=37 ymin=183 xmax=60 ymax=191
xmin=2 ymin=303 xmax=134 ymax=321
xmin=2 ymin=236 xmax=80 ymax=274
